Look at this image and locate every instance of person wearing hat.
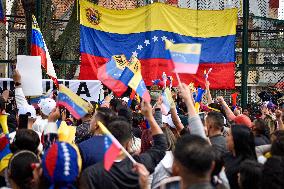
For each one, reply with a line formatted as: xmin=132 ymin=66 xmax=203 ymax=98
xmin=217 ymin=96 xmax=253 ymax=128
xmin=41 ymin=142 xmax=82 ymax=189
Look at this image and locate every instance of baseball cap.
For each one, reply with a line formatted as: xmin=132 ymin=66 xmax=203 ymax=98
xmin=18 ymin=105 xmax=36 ymax=119
xmin=38 ymin=98 xmax=56 ymax=116
xmin=233 ymin=114 xmax=252 ymax=128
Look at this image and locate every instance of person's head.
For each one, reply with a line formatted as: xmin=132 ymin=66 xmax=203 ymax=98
xmin=90 ymin=107 xmax=116 ymax=134
xmin=82 ymin=102 xmax=94 ymax=121
xmin=107 ymin=119 xmax=133 ymax=151
xmin=271 ymin=134 xmax=284 ymax=156
xmin=10 ymin=129 xmax=40 ymax=155
xmin=252 ymin=119 xmax=270 ymax=138
xmin=261 ymin=156 xmax=284 ymax=189
xmin=109 ymin=98 xmax=122 ymax=113
xmin=226 ymin=125 xmax=256 ymax=160
xmin=42 ymin=142 xmax=81 ymax=188
xmin=173 ymin=135 xmax=215 ymax=186
xmin=162 ymin=126 xmax=176 ymax=151
xmin=8 ymin=150 xmax=41 ymax=189
xmin=233 ymin=115 xmax=252 ymax=128
xmin=271 ymin=130 xmax=284 ymax=143
xmin=38 ymin=98 xmax=56 ymax=118
xmin=117 ymin=107 xmax=133 ymax=125
xmin=242 ymin=109 xmax=249 ymax=117
xmin=205 ymin=112 xmax=224 ymax=137
xmin=238 ymin=160 xmax=263 ymax=189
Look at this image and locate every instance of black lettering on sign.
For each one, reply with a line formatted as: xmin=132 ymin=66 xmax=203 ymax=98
xmin=76 ymin=82 xmax=91 ymax=97
xmin=65 ymin=81 xmax=69 ymax=88
xmin=10 ymin=81 xmax=15 ymax=91
xmin=46 ymin=81 xmax=51 ymax=92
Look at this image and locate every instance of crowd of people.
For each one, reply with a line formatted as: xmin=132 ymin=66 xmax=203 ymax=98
xmin=0 ymin=69 xmax=283 ymax=189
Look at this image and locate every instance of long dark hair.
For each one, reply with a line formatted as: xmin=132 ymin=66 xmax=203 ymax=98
xmin=231 ymin=125 xmax=257 ymax=160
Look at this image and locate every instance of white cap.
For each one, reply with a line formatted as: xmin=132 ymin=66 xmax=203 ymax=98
xmin=122 ymin=97 xmax=129 ymax=103
xmin=38 ymin=98 xmax=56 ymax=116
xmin=162 ymin=114 xmax=175 ymax=128
xmin=18 ymin=105 xmax=37 ymax=119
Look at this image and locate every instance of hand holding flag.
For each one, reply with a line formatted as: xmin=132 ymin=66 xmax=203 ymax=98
xmin=97 ymin=121 xmax=136 ymax=171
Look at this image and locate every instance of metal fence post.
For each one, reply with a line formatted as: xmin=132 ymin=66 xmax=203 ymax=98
xmin=241 ymin=0 xmax=249 ymax=108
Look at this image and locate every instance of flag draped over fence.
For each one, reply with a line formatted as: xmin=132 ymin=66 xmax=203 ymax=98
xmin=79 ymin=0 xmax=237 ymax=89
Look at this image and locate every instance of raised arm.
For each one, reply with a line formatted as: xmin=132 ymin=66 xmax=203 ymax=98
xmin=205 ymin=80 xmax=213 ymax=105
xmin=178 ymin=83 xmax=206 ymax=139
xmin=170 ymin=107 xmax=184 ymax=133
xmin=217 ymin=96 xmax=236 ymax=121
xmin=13 ymin=70 xmax=29 ymax=107
xmin=141 ymin=101 xmax=163 ymax=136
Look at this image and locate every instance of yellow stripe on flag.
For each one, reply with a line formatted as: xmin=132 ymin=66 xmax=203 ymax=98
xmin=80 ymin=0 xmax=237 ymax=38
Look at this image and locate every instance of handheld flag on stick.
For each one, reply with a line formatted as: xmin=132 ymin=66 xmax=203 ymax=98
xmin=128 ymin=89 xmax=136 ymax=107
xmin=0 ymin=0 xmax=5 ymax=23
xmin=97 ymin=55 xmax=129 ymax=97
xmin=231 ymin=92 xmax=238 ymax=108
xmin=97 ymin=121 xmax=136 ymax=171
xmin=194 ymin=87 xmax=205 ymax=113
xmin=57 ymin=85 xmax=89 ymax=120
xmin=123 ymin=56 xmax=151 ymax=103
xmin=204 ymin=68 xmax=212 ymax=80
xmin=165 ymin=39 xmax=202 ymax=74
xmin=31 ymin=15 xmax=58 ymax=87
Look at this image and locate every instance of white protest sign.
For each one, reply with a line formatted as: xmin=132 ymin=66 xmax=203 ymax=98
xmin=0 ymin=79 xmax=104 ymax=102
xmin=16 ymin=55 xmax=43 ymax=96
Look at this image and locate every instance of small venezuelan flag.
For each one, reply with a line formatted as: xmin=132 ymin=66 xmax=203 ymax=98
xmin=123 ymin=56 xmax=150 ymax=103
xmin=165 ymin=39 xmax=202 ymax=74
xmin=57 ymin=85 xmax=89 ymax=120
xmin=97 ymin=121 xmax=122 ymax=171
xmin=97 ymin=55 xmax=129 ymax=97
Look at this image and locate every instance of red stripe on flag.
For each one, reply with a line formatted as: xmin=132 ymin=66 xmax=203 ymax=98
xmin=79 ymin=54 xmax=235 ymax=89
xmin=104 ymin=143 xmax=121 ymax=171
xmin=31 ymin=44 xmax=47 ymax=69
xmin=97 ymin=63 xmax=128 ymax=97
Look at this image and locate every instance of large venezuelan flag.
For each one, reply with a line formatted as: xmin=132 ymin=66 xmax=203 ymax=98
xmin=79 ymin=0 xmax=237 ymax=89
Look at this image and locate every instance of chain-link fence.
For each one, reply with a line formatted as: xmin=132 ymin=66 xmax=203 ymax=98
xmin=0 ymin=0 xmax=283 ymax=105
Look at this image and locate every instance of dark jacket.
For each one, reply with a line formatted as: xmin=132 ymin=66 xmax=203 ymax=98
xmin=80 ymin=134 xmax=167 ymax=189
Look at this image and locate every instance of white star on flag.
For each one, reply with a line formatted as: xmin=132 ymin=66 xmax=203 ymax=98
xmin=132 ymin=51 xmax=138 ymax=57
xmin=144 ymin=40 xmax=150 ymax=46
xmin=152 ymin=36 xmax=158 ymax=42
xmin=161 ymin=36 xmax=167 ymax=41
xmin=170 ymin=39 xmax=175 ymax=43
xmin=137 ymin=45 xmax=143 ymax=50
